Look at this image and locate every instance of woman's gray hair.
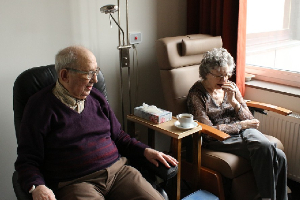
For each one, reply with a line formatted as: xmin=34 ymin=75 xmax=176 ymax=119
xmin=55 ymin=46 xmax=84 ymax=74
xmin=199 ymin=48 xmax=235 ymax=80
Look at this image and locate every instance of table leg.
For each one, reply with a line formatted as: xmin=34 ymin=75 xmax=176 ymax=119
xmin=147 ymin=128 xmax=155 ymax=148
xmin=127 ymin=119 xmax=136 ymax=138
xmin=193 ymin=132 xmax=202 ymax=189
xmin=171 ymin=138 xmax=182 ymax=200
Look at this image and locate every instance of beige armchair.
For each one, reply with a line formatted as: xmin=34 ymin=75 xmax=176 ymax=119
xmin=156 ymin=34 xmax=291 ymax=200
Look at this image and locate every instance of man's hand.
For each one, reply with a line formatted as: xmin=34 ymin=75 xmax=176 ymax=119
xmin=32 ymin=185 xmax=56 ymax=200
xmin=144 ymin=148 xmax=178 ymax=168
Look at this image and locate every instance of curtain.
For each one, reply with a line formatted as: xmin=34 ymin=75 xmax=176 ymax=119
xmin=187 ymin=0 xmax=247 ymax=96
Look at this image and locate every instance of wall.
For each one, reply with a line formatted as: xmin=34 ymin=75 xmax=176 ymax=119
xmin=0 ymin=1 xmax=186 ymax=199
xmin=244 ymin=86 xmax=300 ymax=114
xmin=291 ymin=0 xmax=300 ymax=40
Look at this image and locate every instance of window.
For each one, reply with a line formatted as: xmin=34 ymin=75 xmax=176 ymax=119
xmin=245 ymin=0 xmax=300 ymax=88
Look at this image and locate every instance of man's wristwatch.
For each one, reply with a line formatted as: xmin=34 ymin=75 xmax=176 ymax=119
xmin=29 ymin=185 xmax=36 ymax=193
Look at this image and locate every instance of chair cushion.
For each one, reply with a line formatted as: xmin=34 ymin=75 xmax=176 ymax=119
xmin=201 ymin=134 xmax=284 ymax=179
xmin=156 ymin=34 xmax=222 ymax=70
xmin=182 ymin=36 xmax=222 ymax=56
xmin=159 ymin=65 xmax=199 ymax=115
xmin=202 ymin=148 xmax=252 ymax=179
xmin=265 ymin=134 xmax=284 ymax=150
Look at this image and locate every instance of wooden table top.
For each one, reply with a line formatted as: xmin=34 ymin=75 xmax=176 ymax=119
xmin=127 ymin=114 xmax=202 ymax=139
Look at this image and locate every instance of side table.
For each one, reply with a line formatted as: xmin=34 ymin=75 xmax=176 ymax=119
xmin=127 ymin=114 xmax=203 ymax=200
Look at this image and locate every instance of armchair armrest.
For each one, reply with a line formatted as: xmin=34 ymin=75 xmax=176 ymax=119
xmin=246 ymin=101 xmax=292 ymax=116
xmin=12 ymin=171 xmax=32 ymax=200
xmin=133 ymin=157 xmax=178 ymax=182
xmin=194 ymin=101 xmax=292 ymax=142
xmin=198 ymin=122 xmax=230 ymax=141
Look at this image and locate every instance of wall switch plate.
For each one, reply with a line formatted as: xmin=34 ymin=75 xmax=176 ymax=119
xmin=129 ymin=32 xmax=142 ymax=44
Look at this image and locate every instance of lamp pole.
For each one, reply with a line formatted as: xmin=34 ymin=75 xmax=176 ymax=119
xmin=100 ymin=2 xmax=132 ymax=129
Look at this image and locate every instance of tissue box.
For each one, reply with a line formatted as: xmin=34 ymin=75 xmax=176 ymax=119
xmin=134 ymin=106 xmax=172 ymax=124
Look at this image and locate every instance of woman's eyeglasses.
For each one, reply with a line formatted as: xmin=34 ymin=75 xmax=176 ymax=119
xmin=66 ymin=67 xmax=100 ymax=80
xmin=208 ymin=71 xmax=231 ymax=80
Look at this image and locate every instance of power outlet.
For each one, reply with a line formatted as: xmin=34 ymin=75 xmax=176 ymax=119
xmin=129 ymin=32 xmax=142 ymax=44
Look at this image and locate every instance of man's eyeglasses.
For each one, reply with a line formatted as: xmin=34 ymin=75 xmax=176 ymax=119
xmin=66 ymin=67 xmax=100 ymax=80
xmin=208 ymin=71 xmax=231 ymax=80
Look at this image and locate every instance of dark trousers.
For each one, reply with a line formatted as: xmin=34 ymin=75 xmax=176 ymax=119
xmin=55 ymin=157 xmax=164 ymax=200
xmin=205 ymin=129 xmax=287 ymax=200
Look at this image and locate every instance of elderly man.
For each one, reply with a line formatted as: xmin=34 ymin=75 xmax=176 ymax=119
xmin=15 ymin=46 xmax=178 ymax=200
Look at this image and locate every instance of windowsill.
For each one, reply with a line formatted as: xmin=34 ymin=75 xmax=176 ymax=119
xmin=245 ymin=80 xmax=300 ymax=98
xmin=246 ymin=40 xmax=300 ymax=54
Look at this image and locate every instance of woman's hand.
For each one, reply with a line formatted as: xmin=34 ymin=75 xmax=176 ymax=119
xmin=144 ymin=148 xmax=178 ymax=168
xmin=32 ymin=185 xmax=56 ymax=200
xmin=240 ymin=119 xmax=260 ymax=130
xmin=222 ymin=81 xmax=242 ymax=111
xmin=221 ymin=81 xmax=238 ymax=105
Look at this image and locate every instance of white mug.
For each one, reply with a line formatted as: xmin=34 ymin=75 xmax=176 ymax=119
xmin=177 ymin=113 xmax=194 ymax=128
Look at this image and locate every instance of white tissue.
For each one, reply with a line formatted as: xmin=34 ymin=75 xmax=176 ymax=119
xmin=141 ymin=103 xmax=163 ymax=114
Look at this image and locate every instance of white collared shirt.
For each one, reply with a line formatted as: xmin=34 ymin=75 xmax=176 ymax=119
xmin=52 ymin=81 xmax=85 ymax=113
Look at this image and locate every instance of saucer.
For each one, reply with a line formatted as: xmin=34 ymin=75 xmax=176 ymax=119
xmin=174 ymin=120 xmax=198 ymax=130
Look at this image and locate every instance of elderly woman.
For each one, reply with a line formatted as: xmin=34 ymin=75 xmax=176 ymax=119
xmin=187 ymin=48 xmax=287 ymax=200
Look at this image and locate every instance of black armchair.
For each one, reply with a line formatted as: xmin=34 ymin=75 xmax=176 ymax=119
xmin=12 ymin=64 xmax=177 ymax=200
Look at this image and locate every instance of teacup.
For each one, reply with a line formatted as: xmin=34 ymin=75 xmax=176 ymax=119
xmin=177 ymin=113 xmax=194 ymax=128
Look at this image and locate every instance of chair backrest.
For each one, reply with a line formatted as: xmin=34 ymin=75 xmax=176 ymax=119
xmin=156 ymin=34 xmax=222 ymax=115
xmin=13 ymin=64 xmax=108 ymax=143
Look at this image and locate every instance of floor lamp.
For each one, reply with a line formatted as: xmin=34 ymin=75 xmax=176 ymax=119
xmin=100 ymin=2 xmax=132 ymax=128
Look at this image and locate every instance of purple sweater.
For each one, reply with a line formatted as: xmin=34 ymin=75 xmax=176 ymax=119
xmin=15 ymin=84 xmax=148 ymax=192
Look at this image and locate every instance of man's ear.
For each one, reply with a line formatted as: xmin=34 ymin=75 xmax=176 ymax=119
xmin=60 ymin=69 xmax=69 ymax=83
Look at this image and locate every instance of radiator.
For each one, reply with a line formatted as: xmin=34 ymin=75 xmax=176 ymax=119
xmin=254 ymin=111 xmax=300 ymax=183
